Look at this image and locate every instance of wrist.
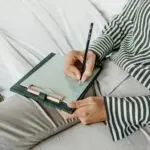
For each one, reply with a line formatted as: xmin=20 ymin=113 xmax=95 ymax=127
xmin=89 ymin=50 xmax=96 ymax=57
xmin=100 ymin=96 xmax=107 ymax=122
xmin=89 ymin=50 xmax=102 ymax=68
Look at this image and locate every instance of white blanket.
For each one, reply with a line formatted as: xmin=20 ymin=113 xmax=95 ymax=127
xmin=0 ymin=0 xmax=127 ymax=97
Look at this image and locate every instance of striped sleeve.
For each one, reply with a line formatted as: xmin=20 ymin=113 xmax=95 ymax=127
xmin=89 ymin=0 xmax=139 ymax=61
xmin=104 ymin=96 xmax=150 ymax=141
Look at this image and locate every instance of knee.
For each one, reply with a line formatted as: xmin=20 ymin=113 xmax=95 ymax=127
xmin=0 ymin=95 xmax=32 ymax=120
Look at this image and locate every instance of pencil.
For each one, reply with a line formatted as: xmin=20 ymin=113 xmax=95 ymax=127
xmin=79 ymin=22 xmax=94 ymax=83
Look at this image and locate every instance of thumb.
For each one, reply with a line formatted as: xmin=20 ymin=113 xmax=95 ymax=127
xmin=68 ymin=99 xmax=91 ymax=108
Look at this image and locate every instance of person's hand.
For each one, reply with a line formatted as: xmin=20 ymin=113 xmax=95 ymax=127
xmin=68 ymin=96 xmax=106 ymax=125
xmin=64 ymin=50 xmax=96 ymax=82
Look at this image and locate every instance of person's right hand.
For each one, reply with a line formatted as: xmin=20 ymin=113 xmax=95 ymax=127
xmin=64 ymin=50 xmax=96 ymax=82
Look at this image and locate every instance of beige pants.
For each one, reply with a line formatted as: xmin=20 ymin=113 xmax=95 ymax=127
xmin=0 ymin=60 xmax=150 ymax=150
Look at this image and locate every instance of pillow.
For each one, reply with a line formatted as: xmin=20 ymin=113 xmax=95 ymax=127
xmin=90 ymin=0 xmax=127 ymax=18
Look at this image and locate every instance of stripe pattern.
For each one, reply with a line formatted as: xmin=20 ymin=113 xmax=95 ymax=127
xmin=90 ymin=0 xmax=150 ymax=141
xmin=104 ymin=96 xmax=150 ymax=141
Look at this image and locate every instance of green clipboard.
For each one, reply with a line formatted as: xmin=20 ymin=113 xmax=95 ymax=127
xmin=10 ymin=53 xmax=102 ymax=114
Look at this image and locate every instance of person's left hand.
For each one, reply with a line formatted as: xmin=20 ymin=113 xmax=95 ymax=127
xmin=68 ymin=96 xmax=107 ymax=125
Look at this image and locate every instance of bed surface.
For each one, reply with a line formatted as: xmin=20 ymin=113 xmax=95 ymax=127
xmin=32 ymin=123 xmax=150 ymax=150
xmin=1 ymin=1 xmax=150 ymax=150
xmin=0 ymin=0 xmax=127 ymax=98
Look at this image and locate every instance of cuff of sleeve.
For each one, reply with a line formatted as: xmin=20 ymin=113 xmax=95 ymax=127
xmin=89 ymin=34 xmax=113 ymax=61
xmin=103 ymin=96 xmax=138 ymax=142
xmin=104 ymin=96 xmax=119 ymax=141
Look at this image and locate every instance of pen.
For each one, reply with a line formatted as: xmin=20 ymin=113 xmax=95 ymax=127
xmin=79 ymin=22 xmax=94 ymax=83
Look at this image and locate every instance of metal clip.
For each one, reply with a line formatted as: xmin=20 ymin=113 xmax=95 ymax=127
xmin=27 ymin=84 xmax=63 ymax=103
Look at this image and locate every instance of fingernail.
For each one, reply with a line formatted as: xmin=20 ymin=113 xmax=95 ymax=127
xmin=76 ymin=74 xmax=80 ymax=80
xmin=81 ymin=76 xmax=86 ymax=83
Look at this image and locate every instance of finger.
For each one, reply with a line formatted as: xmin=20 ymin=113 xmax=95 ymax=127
xmin=81 ymin=52 xmax=96 ymax=82
xmin=78 ymin=55 xmax=84 ymax=64
xmin=67 ymin=101 xmax=76 ymax=108
xmin=64 ymin=51 xmax=76 ymax=76
xmin=66 ymin=71 xmax=77 ymax=80
xmin=75 ymin=111 xmax=91 ymax=124
xmin=69 ymin=98 xmax=94 ymax=108
xmin=57 ymin=110 xmax=75 ymax=119
xmin=80 ymin=117 xmax=90 ymax=125
xmin=65 ymin=65 xmax=81 ymax=80
xmin=69 ymin=66 xmax=81 ymax=80
xmin=67 ymin=113 xmax=77 ymax=119
xmin=67 ymin=100 xmax=89 ymax=109
xmin=75 ymin=108 xmax=89 ymax=117
xmin=64 ymin=51 xmax=76 ymax=66
xmin=64 ymin=50 xmax=83 ymax=67
xmin=75 ymin=98 xmax=95 ymax=108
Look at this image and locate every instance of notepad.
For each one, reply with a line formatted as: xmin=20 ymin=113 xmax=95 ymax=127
xmin=21 ymin=54 xmax=100 ymax=102
xmin=10 ymin=53 xmax=102 ymax=113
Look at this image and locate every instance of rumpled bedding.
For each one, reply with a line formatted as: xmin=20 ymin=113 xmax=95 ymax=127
xmin=0 ymin=0 xmax=127 ymax=97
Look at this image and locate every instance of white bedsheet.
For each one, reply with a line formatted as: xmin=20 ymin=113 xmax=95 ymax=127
xmin=0 ymin=0 xmax=127 ymax=97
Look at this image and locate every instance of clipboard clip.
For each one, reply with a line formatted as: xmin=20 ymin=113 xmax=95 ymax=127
xmin=27 ymin=84 xmax=65 ymax=103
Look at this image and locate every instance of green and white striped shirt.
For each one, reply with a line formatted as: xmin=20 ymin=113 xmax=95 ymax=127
xmin=90 ymin=0 xmax=150 ymax=141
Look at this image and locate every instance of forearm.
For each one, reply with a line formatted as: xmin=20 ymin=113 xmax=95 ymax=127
xmin=89 ymin=0 xmax=139 ymax=61
xmin=104 ymin=96 xmax=150 ymax=141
